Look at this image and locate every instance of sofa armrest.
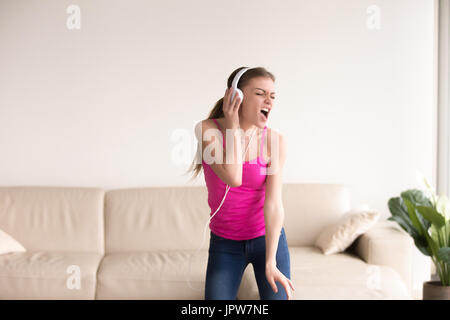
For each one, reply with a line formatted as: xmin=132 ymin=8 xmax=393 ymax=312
xmin=349 ymin=219 xmax=414 ymax=294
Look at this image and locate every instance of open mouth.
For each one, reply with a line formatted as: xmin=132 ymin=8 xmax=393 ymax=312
xmin=260 ymin=108 xmax=269 ymax=120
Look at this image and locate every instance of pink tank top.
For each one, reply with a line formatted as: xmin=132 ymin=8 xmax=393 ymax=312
xmin=202 ymin=118 xmax=268 ymax=240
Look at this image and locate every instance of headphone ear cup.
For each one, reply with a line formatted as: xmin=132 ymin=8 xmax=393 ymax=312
xmin=235 ymin=88 xmax=243 ymax=102
xmin=230 ymin=88 xmax=244 ymax=104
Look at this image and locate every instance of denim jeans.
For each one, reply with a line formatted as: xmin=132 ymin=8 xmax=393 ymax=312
xmin=204 ymin=227 xmax=291 ymax=300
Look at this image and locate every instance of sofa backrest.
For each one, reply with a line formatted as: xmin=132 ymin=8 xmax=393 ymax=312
xmin=0 ymin=187 xmax=105 ymax=254
xmin=104 ymin=183 xmax=351 ymax=252
xmin=104 ymin=186 xmax=210 ymax=253
xmin=282 ymin=183 xmax=351 ymax=246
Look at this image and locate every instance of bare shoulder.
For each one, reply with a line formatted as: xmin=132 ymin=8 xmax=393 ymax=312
xmin=194 ymin=119 xmax=219 ymax=141
xmin=266 ymin=127 xmax=286 ymax=169
xmin=266 ymin=128 xmax=286 ymax=153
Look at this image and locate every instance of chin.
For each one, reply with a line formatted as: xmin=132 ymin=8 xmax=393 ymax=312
xmin=256 ymin=117 xmax=268 ymax=128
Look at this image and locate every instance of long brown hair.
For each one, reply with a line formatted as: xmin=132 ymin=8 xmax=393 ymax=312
xmin=185 ymin=66 xmax=276 ymax=183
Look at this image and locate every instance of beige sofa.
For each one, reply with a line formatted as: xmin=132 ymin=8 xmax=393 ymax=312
xmin=0 ymin=184 xmax=414 ymax=299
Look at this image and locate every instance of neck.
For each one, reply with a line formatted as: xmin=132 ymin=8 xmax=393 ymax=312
xmin=239 ymin=118 xmax=257 ymax=134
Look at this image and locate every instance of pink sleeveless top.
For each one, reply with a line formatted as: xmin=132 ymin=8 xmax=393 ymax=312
xmin=202 ymin=118 xmax=268 ymax=240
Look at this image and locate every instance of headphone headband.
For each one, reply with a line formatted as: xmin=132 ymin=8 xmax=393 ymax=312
xmin=231 ymin=67 xmax=251 ymax=89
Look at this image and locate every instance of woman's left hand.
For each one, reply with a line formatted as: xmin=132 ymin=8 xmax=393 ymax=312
xmin=265 ymin=262 xmax=295 ymax=300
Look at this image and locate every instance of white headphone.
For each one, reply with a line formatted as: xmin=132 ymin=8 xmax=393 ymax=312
xmin=187 ymin=67 xmax=257 ymax=291
xmin=230 ymin=67 xmax=250 ymax=103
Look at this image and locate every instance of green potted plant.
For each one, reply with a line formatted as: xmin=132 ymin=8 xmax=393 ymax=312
xmin=387 ymin=176 xmax=450 ymax=300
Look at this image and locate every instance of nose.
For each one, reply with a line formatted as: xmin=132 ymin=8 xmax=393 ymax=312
xmin=263 ymin=92 xmax=273 ymax=100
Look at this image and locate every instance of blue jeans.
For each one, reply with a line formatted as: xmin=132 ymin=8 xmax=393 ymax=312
xmin=204 ymin=227 xmax=291 ymax=300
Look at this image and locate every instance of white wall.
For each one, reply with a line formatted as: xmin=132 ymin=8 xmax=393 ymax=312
xmin=0 ymin=0 xmax=436 ymax=217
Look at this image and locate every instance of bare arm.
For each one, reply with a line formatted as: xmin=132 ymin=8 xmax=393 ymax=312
xmin=195 ymin=88 xmax=244 ymax=187
xmin=197 ymin=120 xmax=243 ymax=187
xmin=263 ymin=131 xmax=295 ymax=299
xmin=264 ymin=130 xmax=285 ymax=264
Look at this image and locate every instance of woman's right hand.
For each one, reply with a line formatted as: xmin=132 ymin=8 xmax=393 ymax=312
xmin=222 ymin=87 xmax=241 ymax=129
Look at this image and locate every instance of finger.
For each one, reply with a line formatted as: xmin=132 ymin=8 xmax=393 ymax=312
xmin=281 ymin=280 xmax=291 ymax=300
xmin=233 ymin=96 xmax=241 ymax=111
xmin=232 ymin=92 xmax=241 ymax=111
xmin=225 ymin=87 xmax=231 ymax=99
xmin=223 ymin=88 xmax=230 ymax=111
xmin=230 ymin=89 xmax=237 ymax=107
xmin=228 ymin=88 xmax=235 ymax=108
xmin=267 ymin=277 xmax=278 ymax=293
xmin=288 ymin=279 xmax=295 ymax=291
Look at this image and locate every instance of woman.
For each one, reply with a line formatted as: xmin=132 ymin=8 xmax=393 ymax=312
xmin=188 ymin=67 xmax=294 ymax=300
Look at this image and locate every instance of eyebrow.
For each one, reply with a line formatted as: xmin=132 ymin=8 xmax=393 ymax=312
xmin=254 ymin=88 xmax=276 ymax=95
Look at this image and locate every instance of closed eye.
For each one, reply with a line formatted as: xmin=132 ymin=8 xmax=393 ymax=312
xmin=256 ymin=93 xmax=275 ymax=100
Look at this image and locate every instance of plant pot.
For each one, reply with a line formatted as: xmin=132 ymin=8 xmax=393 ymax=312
xmin=423 ymin=281 xmax=450 ymax=300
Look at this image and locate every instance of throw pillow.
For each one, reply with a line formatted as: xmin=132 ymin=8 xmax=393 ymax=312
xmin=315 ymin=209 xmax=380 ymax=255
xmin=0 ymin=228 xmax=26 ymax=255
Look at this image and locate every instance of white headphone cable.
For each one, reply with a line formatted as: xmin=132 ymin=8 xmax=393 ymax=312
xmin=187 ymin=125 xmax=258 ymax=291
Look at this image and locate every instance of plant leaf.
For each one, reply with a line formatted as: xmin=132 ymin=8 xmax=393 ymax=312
xmin=437 ymin=247 xmax=450 ymax=264
xmin=430 ymin=224 xmax=440 ymax=245
xmin=387 ymin=215 xmax=420 ymax=239
xmin=403 ymin=198 xmax=441 ymax=258
xmin=401 ymin=189 xmax=431 ymax=232
xmin=401 ymin=189 xmax=433 ymax=207
xmin=414 ymin=236 xmax=432 ymax=257
xmin=388 ymin=197 xmax=417 ymax=235
xmin=416 ymin=206 xmax=446 ymax=229
xmin=403 ymin=198 xmax=424 ymax=236
xmin=387 ymin=192 xmax=434 ymax=257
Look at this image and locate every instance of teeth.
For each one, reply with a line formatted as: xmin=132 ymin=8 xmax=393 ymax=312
xmin=262 ymin=108 xmax=269 ymax=112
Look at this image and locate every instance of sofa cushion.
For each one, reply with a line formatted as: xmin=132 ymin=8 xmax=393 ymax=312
xmin=0 ymin=187 xmax=105 ymax=254
xmin=238 ymin=246 xmax=411 ymax=300
xmin=96 ymin=246 xmax=411 ymax=300
xmin=0 ymin=251 xmax=103 ymax=299
xmin=96 ymin=250 xmax=208 ymax=299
